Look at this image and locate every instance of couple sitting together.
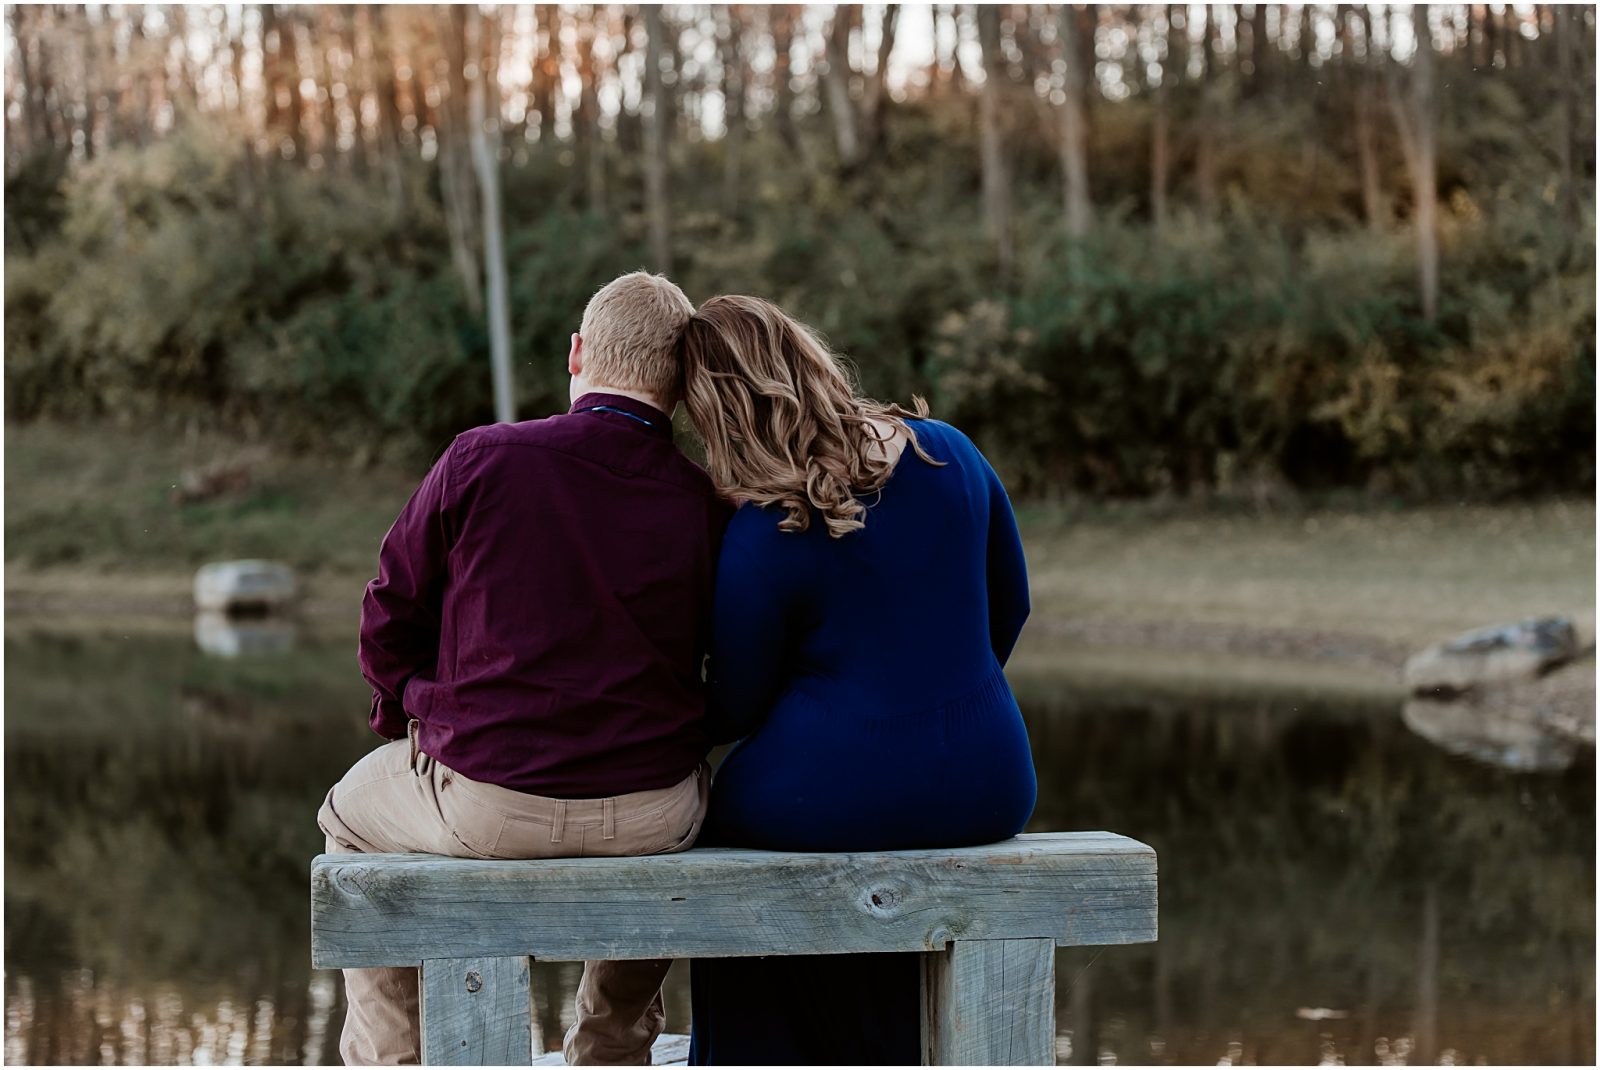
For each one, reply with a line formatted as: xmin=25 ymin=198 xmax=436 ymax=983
xmin=316 ymin=272 xmax=1039 ymax=1066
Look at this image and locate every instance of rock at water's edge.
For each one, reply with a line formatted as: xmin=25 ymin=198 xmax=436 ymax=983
xmin=194 ymin=559 xmax=298 ymax=614
xmin=1403 ymin=617 xmax=1580 ymax=695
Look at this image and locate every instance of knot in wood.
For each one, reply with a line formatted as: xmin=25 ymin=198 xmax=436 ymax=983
xmin=864 ymin=884 xmax=906 ymax=916
xmin=464 ymin=970 xmax=483 ymax=993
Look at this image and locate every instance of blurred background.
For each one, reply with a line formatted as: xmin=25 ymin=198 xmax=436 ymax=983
xmin=3 ymin=3 xmax=1595 ymax=1066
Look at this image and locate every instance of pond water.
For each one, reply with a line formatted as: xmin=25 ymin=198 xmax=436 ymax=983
xmin=4 ymin=626 xmax=1593 ymax=1066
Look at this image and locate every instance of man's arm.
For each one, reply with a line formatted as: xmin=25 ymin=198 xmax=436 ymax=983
xmin=358 ymin=443 xmax=457 ymax=739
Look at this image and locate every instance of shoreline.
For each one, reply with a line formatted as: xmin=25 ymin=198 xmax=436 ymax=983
xmin=8 ymin=564 xmax=1594 ymax=741
xmin=0 ymin=566 xmax=1502 ymax=698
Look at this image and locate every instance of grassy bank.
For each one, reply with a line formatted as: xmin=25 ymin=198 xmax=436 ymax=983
xmin=6 ymin=421 xmax=1594 ymax=681
xmin=5 ymin=422 xmax=415 ymax=617
xmin=1017 ymin=497 xmax=1594 ymax=648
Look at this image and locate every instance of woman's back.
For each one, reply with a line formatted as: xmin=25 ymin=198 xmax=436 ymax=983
xmin=701 ymin=418 xmax=1036 ymax=852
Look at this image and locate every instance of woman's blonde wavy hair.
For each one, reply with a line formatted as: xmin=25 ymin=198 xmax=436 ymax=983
xmin=678 ymin=294 xmax=941 ymax=538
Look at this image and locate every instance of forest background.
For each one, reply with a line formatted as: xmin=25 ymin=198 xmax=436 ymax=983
xmin=5 ymin=2 xmax=1593 ymax=503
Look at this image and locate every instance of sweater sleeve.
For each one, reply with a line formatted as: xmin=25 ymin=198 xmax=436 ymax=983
xmin=704 ymin=530 xmax=793 ymax=745
xmin=981 ymin=450 xmax=1031 ymax=666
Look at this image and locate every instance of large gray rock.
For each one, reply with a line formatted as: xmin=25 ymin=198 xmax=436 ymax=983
xmin=193 ymin=559 xmax=298 ymax=614
xmin=1403 ymin=617 xmax=1579 ymax=695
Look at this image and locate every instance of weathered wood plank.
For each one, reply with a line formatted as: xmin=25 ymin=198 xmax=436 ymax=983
xmin=529 ymin=1033 xmax=690 ymax=1067
xmin=920 ymin=939 xmax=1055 ymax=1066
xmin=312 ymin=832 xmax=1157 ymax=968
xmin=419 ymin=956 xmax=532 ymax=1066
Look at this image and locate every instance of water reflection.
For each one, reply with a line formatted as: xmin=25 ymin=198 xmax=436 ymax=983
xmin=193 ymin=613 xmax=299 ymax=659
xmin=4 ymin=972 xmax=338 ymax=1066
xmin=1403 ymin=693 xmax=1582 ymax=773
xmin=5 ymin=629 xmax=1594 ymax=1065
xmin=1018 ymin=677 xmax=1594 ymax=1065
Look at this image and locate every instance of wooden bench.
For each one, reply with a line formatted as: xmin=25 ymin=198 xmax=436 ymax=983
xmin=311 ymin=831 xmax=1157 ymax=1066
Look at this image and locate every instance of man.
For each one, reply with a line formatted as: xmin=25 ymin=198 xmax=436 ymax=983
xmin=317 ymin=271 xmax=729 ymax=1065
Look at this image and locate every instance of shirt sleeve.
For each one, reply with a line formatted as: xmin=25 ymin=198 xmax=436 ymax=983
xmin=358 ymin=443 xmax=458 ymax=739
xmin=704 ymin=530 xmax=793 ymax=746
xmin=982 ymin=451 xmax=1031 ymax=666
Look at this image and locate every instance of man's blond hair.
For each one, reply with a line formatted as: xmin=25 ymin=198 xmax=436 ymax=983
xmin=579 ymin=271 xmax=694 ymax=399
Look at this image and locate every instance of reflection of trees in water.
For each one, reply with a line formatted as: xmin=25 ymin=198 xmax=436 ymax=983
xmin=1026 ymin=685 xmax=1595 ymax=1065
xmin=4 ymin=970 xmax=341 ymax=1066
xmin=4 ymin=631 xmax=373 ymax=1065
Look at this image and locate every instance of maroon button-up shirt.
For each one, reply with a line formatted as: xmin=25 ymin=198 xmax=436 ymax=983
xmin=358 ymin=392 xmax=731 ymax=798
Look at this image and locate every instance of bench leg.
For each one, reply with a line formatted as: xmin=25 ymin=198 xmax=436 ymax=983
xmin=420 ymin=955 xmax=533 ymax=1065
xmin=920 ymin=938 xmax=1055 ymax=1066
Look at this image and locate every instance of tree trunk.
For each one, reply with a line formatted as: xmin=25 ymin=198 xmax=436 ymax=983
xmin=932 ymin=4 xmax=964 ymax=94
xmin=770 ymin=5 xmax=802 ymax=155
xmin=128 ymin=7 xmax=151 ymax=147
xmin=643 ymin=5 xmax=673 ymax=273
xmin=577 ymin=18 xmax=607 ymax=212
xmin=823 ymin=5 xmax=863 ymax=170
xmin=79 ymin=7 xmax=100 ymax=158
xmin=437 ymin=5 xmax=484 ymax=313
xmin=1195 ymin=5 xmax=1220 ymax=215
xmin=261 ymin=4 xmax=283 ymax=144
xmin=530 ymin=5 xmax=559 ymax=146
xmin=317 ymin=8 xmax=341 ymax=168
xmin=1059 ymin=3 xmax=1092 ymax=238
xmin=467 ymin=6 xmax=515 ymax=425
xmin=1151 ymin=5 xmax=1175 ymax=232
xmin=345 ymin=4 xmax=369 ymax=177
xmin=975 ymin=4 xmax=1012 ymax=279
xmin=719 ymin=7 xmax=746 ymax=209
xmin=171 ymin=6 xmax=202 ymax=118
xmin=1557 ymin=4 xmax=1579 ymax=228
xmin=370 ymin=5 xmax=406 ymax=207
xmin=92 ymin=6 xmax=122 ymax=153
xmin=1354 ymin=6 xmax=1385 ymax=231
xmin=615 ymin=9 xmax=644 ymax=154
xmin=229 ymin=12 xmax=247 ymax=131
xmin=1248 ymin=2 xmax=1269 ymax=94
xmin=861 ymin=4 xmax=900 ymax=157
xmin=1389 ymin=4 xmax=1438 ymax=323
xmin=284 ymin=13 xmax=307 ymax=160
xmin=10 ymin=7 xmax=48 ymax=152
xmin=142 ymin=14 xmax=167 ymax=143
xmin=1410 ymin=3 xmax=1439 ymax=324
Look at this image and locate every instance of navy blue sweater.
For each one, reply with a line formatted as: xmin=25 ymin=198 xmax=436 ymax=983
xmin=690 ymin=418 xmax=1038 ymax=1065
xmin=697 ymin=417 xmax=1036 ymax=850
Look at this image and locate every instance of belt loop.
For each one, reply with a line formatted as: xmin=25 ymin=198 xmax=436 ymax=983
xmin=551 ymin=800 xmax=566 ymax=844
xmin=407 ymin=719 xmax=420 ymax=772
xmin=602 ymin=798 xmax=616 ymax=841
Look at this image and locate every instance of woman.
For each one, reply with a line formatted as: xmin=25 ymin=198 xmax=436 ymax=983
xmin=678 ymin=295 xmax=1038 ymax=1065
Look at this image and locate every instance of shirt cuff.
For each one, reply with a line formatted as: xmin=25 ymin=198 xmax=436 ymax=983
xmin=369 ymin=693 xmax=409 ymax=740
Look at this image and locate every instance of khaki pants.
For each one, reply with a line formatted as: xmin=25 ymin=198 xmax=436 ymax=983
xmin=317 ymin=724 xmax=709 ymax=1066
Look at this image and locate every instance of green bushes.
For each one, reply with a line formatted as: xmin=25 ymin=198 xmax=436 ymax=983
xmin=932 ymin=215 xmax=1593 ymax=498
xmin=3 ymin=127 xmax=486 ymax=459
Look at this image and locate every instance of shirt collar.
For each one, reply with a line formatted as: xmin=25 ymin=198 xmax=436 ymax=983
xmin=570 ymin=392 xmax=674 ymax=438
